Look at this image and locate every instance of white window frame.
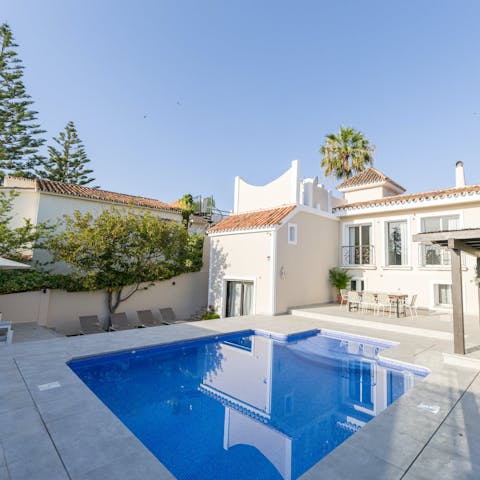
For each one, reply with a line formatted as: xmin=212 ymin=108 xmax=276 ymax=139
xmin=341 ymin=220 xmax=376 ymax=267
xmin=433 ymin=282 xmax=453 ymax=309
xmin=288 ymin=223 xmax=297 ymax=245
xmin=350 ymin=276 xmax=366 ymax=292
xmin=344 ymin=223 xmax=373 ymax=266
xmin=221 ymin=276 xmax=256 ymax=318
xmin=417 ymin=211 xmax=463 ymax=268
xmin=383 ymin=217 xmax=410 ymax=267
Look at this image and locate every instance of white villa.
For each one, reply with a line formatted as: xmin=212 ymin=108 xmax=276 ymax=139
xmin=208 ymin=160 xmax=480 ymax=317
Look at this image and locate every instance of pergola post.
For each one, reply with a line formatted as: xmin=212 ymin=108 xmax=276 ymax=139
xmin=450 ymin=248 xmax=465 ymax=355
xmin=477 ymin=257 xmax=480 ymax=327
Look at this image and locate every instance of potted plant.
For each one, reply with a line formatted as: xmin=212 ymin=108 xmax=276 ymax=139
xmin=201 ymin=305 xmax=220 ymax=320
xmin=328 ymin=267 xmax=352 ymax=304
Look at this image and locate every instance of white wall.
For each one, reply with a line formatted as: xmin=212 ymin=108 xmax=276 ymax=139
xmin=275 ymin=211 xmax=339 ymax=313
xmin=234 ymin=161 xmax=299 ymax=214
xmin=0 ymin=270 xmax=209 ymax=330
xmin=209 ymin=230 xmax=273 ymax=315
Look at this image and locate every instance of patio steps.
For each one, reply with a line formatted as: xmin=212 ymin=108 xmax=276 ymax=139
xmin=289 ymin=308 xmax=453 ymax=340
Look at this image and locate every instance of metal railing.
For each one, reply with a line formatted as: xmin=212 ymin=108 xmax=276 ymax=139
xmin=341 ymin=245 xmax=375 ymax=266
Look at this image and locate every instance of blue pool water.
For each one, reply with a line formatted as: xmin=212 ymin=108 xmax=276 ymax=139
xmin=69 ymin=330 xmax=428 ymax=480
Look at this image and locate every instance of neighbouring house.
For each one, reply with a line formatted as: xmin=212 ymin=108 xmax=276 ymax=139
xmin=208 ymin=160 xmax=480 ymax=317
xmin=2 ymin=176 xmax=208 ymax=269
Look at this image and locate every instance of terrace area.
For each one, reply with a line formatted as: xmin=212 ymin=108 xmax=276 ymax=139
xmin=1 ymin=308 xmax=480 ymax=479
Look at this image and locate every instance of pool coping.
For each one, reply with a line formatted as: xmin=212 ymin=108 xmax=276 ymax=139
xmin=1 ymin=314 xmax=479 ymax=480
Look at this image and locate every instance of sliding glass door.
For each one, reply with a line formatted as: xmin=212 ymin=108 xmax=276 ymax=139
xmin=226 ymin=281 xmax=253 ymax=317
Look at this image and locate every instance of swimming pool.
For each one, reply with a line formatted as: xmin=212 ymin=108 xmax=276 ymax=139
xmin=69 ymin=330 xmax=428 ymax=480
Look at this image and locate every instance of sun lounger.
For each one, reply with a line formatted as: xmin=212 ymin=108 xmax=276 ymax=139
xmin=110 ymin=312 xmax=140 ymax=331
xmin=55 ymin=320 xmax=82 ymax=336
xmin=79 ymin=315 xmax=104 ymax=334
xmin=136 ymin=310 xmax=166 ymax=327
xmin=159 ymin=308 xmax=187 ymax=324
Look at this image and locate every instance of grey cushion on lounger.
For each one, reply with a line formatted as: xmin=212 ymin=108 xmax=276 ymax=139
xmin=55 ymin=319 xmax=82 ymax=336
xmin=79 ymin=315 xmax=104 ymax=334
xmin=110 ymin=312 xmax=138 ymax=331
xmin=159 ymin=308 xmax=186 ymax=324
xmin=137 ymin=310 xmax=165 ymax=327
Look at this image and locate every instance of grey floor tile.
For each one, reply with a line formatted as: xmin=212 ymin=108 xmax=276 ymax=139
xmin=3 ymin=431 xmax=57 ymax=465
xmin=0 ymin=389 xmax=33 ymax=416
xmin=0 ymin=465 xmax=9 ymax=480
xmin=405 ymin=446 xmax=480 ymax=480
xmin=77 ymin=449 xmax=175 ymax=480
xmin=300 ymin=443 xmax=404 ymax=480
xmin=8 ymin=454 xmax=68 ymax=480
xmin=424 ymin=422 xmax=480 ymax=466
xmin=47 ymin=410 xmax=140 ymax=477
xmin=0 ymin=406 xmax=45 ymax=438
xmin=345 ymin=423 xmax=424 ymax=470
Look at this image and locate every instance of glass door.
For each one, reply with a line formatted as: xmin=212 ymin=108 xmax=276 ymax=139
xmin=226 ymin=281 xmax=254 ymax=317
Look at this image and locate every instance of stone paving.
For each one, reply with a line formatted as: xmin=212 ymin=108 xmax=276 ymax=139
xmin=0 ymin=312 xmax=479 ymax=479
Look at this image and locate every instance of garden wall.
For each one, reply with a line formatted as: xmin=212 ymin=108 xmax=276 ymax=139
xmin=0 ymin=270 xmax=209 ymax=331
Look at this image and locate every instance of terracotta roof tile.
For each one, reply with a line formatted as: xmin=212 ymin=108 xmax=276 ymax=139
xmin=337 ymin=167 xmax=405 ymax=192
xmin=334 ymin=184 xmax=480 ymax=212
xmin=16 ymin=177 xmax=181 ymax=213
xmin=208 ymin=205 xmax=296 ymax=233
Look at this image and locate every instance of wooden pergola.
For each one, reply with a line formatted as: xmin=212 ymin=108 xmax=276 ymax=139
xmin=413 ymin=229 xmax=480 ymax=355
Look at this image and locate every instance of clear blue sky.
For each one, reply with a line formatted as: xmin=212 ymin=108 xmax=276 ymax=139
xmin=3 ymin=1 xmax=480 ymax=210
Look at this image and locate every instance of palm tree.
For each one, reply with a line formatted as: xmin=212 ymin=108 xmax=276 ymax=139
xmin=319 ymin=126 xmax=375 ymax=181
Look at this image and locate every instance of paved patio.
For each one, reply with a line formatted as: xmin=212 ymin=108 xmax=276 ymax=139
xmin=1 ymin=311 xmax=480 ymax=479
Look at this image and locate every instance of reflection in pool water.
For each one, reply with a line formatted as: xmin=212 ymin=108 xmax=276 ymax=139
xmin=69 ymin=331 xmax=428 ymax=480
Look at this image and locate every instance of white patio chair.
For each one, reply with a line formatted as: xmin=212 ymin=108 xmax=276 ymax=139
xmin=361 ymin=292 xmax=377 ymax=313
xmin=347 ymin=291 xmax=361 ymax=311
xmin=339 ymin=289 xmax=349 ymax=310
xmin=405 ymin=294 xmax=418 ymax=317
xmin=376 ymin=293 xmax=394 ymax=317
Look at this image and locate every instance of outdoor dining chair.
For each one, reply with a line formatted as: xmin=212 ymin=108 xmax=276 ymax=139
xmin=339 ymin=289 xmax=349 ymax=310
xmin=360 ymin=292 xmax=377 ymax=313
xmin=405 ymin=294 xmax=418 ymax=317
xmin=375 ymin=293 xmax=394 ymax=317
xmin=347 ymin=291 xmax=361 ymax=311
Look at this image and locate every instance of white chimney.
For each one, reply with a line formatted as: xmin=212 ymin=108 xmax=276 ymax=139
xmin=455 ymin=161 xmax=466 ymax=188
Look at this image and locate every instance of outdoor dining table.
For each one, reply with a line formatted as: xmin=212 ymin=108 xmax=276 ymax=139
xmin=387 ymin=293 xmax=409 ymax=318
xmin=353 ymin=292 xmax=409 ymax=318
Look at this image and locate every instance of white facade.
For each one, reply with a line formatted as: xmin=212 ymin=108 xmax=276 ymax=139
xmin=2 ymin=176 xmax=208 ymax=268
xmin=209 ymin=160 xmax=480 ymax=317
xmin=209 ymin=161 xmax=339 ymax=316
xmin=338 ymin=196 xmax=480 ymax=314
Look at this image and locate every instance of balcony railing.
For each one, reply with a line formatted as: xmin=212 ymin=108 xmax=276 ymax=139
xmin=341 ymin=245 xmax=375 ymax=266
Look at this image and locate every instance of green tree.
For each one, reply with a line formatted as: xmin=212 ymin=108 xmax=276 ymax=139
xmin=0 ymin=190 xmax=50 ymax=261
xmin=178 ymin=193 xmax=195 ymax=227
xmin=319 ymin=126 xmax=375 ymax=181
xmin=36 ymin=121 xmax=96 ymax=186
xmin=48 ymin=208 xmax=203 ymax=316
xmin=0 ymin=23 xmax=45 ymax=179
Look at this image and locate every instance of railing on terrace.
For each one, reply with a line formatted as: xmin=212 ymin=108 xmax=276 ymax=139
xmin=341 ymin=245 xmax=375 ymax=266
